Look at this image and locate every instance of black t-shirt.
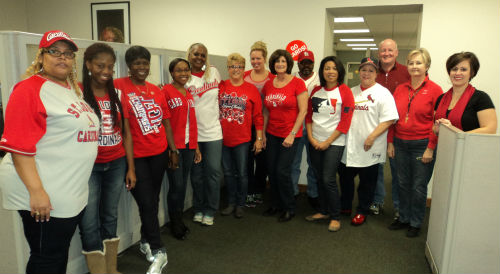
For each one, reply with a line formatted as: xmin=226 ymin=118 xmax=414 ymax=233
xmin=435 ymin=89 xmax=495 ymax=131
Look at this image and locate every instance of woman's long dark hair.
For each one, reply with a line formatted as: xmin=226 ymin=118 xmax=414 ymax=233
xmin=82 ymin=43 xmax=123 ymax=131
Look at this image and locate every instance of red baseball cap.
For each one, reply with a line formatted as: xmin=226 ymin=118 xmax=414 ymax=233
xmin=297 ymin=50 xmax=314 ymax=63
xmin=39 ymin=30 xmax=78 ymax=51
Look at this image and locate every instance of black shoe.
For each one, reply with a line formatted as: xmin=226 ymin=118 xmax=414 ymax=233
xmin=278 ymin=211 xmax=295 ymax=222
xmin=262 ymin=207 xmax=279 ymax=216
xmin=406 ymin=226 xmax=420 ymax=238
xmin=388 ymin=218 xmax=409 ymax=230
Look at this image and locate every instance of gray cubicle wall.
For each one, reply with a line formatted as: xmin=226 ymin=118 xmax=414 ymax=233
xmin=0 ymin=31 xmax=228 ymax=274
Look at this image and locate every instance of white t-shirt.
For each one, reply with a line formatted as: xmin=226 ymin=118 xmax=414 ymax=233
xmin=341 ymin=83 xmax=398 ymax=167
xmin=0 ymin=75 xmax=99 ymax=217
xmin=295 ymin=71 xmax=320 ymax=96
xmin=186 ymin=66 xmax=222 ymax=142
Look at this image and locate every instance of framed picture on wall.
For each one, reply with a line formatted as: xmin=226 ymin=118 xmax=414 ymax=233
xmin=91 ymin=1 xmax=130 ymax=43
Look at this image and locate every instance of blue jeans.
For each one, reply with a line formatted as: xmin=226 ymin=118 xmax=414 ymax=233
xmin=394 ymin=137 xmax=435 ymax=228
xmin=266 ymin=133 xmax=299 ymax=212
xmin=79 ymin=157 xmax=126 ymax=252
xmin=191 ymin=140 xmax=222 ymax=216
xmin=373 ymin=157 xmax=399 ymax=209
xmin=309 ymin=145 xmax=344 ymax=220
xmin=291 ymin=129 xmax=318 ymax=197
xmin=19 ymin=210 xmax=84 ymax=274
xmin=166 ymin=147 xmax=195 ymax=213
xmin=222 ymin=142 xmax=250 ymax=207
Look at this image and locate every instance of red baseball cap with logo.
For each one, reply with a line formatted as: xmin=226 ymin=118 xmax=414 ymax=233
xmin=297 ymin=50 xmax=314 ymax=63
xmin=39 ymin=30 xmax=78 ymax=51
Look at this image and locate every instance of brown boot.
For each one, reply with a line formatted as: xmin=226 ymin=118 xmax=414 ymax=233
xmin=83 ymin=250 xmax=106 ymax=274
xmin=103 ymin=237 xmax=122 ymax=274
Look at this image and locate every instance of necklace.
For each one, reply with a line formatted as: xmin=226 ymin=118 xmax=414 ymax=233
xmin=132 ymin=80 xmax=153 ymax=96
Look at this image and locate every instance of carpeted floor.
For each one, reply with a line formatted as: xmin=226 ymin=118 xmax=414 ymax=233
xmin=116 ymin=173 xmax=432 ymax=274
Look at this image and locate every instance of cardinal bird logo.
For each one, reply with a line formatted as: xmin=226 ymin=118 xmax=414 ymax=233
xmin=367 ymin=94 xmax=374 ymax=103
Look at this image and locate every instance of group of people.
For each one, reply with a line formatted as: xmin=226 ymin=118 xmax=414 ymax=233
xmin=0 ymin=30 xmax=497 ymax=274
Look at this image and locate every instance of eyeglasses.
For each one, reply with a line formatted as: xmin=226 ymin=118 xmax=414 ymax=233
xmin=228 ymin=65 xmax=244 ymax=70
xmin=44 ymin=49 xmax=76 ymax=59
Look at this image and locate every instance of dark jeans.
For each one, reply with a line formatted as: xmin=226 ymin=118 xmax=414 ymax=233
xmin=339 ymin=163 xmax=379 ymax=215
xmin=247 ymin=127 xmax=267 ymax=195
xmin=190 ymin=140 xmax=222 ymax=216
xmin=131 ymin=149 xmax=168 ymax=251
xmin=266 ymin=133 xmax=299 ymax=212
xmin=166 ymin=147 xmax=195 ymax=213
xmin=222 ymin=142 xmax=250 ymax=207
xmin=79 ymin=157 xmax=126 ymax=252
xmin=309 ymin=145 xmax=344 ymax=220
xmin=19 ymin=210 xmax=83 ymax=274
xmin=394 ymin=137 xmax=435 ymax=228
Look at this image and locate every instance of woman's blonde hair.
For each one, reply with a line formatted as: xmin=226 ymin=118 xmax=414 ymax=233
xmin=227 ymin=53 xmax=245 ymax=67
xmin=250 ymin=41 xmax=268 ymax=60
xmin=407 ymin=48 xmax=431 ymax=69
xmin=186 ymin=42 xmax=211 ymax=81
xmin=23 ymin=48 xmax=81 ymax=97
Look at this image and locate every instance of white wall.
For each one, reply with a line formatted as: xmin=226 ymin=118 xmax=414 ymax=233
xmin=0 ymin=0 xmax=27 ymax=31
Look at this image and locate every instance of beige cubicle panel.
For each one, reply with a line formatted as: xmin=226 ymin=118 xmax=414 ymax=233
xmin=0 ymin=31 xmax=227 ymax=274
xmin=425 ymin=124 xmax=500 ymax=274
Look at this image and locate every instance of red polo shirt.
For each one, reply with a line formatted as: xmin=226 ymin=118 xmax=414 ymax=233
xmin=376 ymin=62 xmax=411 ymax=94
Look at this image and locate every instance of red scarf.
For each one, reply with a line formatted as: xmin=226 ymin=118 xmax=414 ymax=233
xmin=435 ymin=84 xmax=475 ymax=130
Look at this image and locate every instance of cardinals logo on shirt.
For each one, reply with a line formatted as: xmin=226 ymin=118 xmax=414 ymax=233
xmin=219 ymin=92 xmax=248 ymax=125
xmin=265 ymin=93 xmax=286 ymax=107
xmin=128 ymin=93 xmax=163 ymax=135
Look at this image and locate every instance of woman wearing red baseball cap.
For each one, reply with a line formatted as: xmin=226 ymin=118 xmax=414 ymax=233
xmin=0 ymin=30 xmax=99 ymax=274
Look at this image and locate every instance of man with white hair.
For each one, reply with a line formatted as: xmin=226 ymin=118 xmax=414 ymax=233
xmin=371 ymin=39 xmax=410 ymax=219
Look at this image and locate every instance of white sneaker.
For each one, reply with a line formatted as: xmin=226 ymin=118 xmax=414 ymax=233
xmin=193 ymin=212 xmax=203 ymax=223
xmin=139 ymin=242 xmax=154 ymax=262
xmin=201 ymin=215 xmax=214 ymax=226
xmin=147 ymin=251 xmax=168 ymax=274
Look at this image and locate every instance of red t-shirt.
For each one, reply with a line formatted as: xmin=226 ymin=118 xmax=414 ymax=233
xmin=376 ymin=62 xmax=411 ymax=94
xmin=388 ymin=78 xmax=443 ymax=149
xmin=114 ymin=77 xmax=170 ymax=158
xmin=262 ymin=77 xmax=307 ymax=138
xmin=161 ymin=84 xmax=198 ymax=149
xmin=218 ymin=80 xmax=263 ymax=147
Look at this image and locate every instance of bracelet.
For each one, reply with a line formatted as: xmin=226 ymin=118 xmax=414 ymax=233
xmin=257 ymin=137 xmax=263 ymax=141
xmin=290 ymin=130 xmax=297 ymax=136
xmin=172 ymin=149 xmax=180 ymax=155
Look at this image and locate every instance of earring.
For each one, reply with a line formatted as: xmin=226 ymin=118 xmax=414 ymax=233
xmin=88 ymin=71 xmax=92 ymax=76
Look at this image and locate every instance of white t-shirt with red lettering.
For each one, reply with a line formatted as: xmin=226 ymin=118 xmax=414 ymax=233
xmin=218 ymin=80 xmax=264 ymax=147
xmin=114 ymin=77 xmax=170 ymax=158
xmin=341 ymin=83 xmax=399 ymax=167
xmin=186 ymin=67 xmax=222 ymax=142
xmin=161 ymin=84 xmax=198 ymax=149
xmin=0 ymin=75 xmax=99 ymax=218
xmin=262 ymin=77 xmax=307 ymax=138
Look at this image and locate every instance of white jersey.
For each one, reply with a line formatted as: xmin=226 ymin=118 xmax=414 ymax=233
xmin=295 ymin=71 xmax=320 ymax=96
xmin=0 ymin=75 xmax=99 ymax=217
xmin=341 ymin=83 xmax=398 ymax=167
xmin=186 ymin=66 xmax=222 ymax=142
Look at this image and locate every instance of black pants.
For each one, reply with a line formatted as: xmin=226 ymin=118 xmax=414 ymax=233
xmin=266 ymin=133 xmax=299 ymax=212
xmin=19 ymin=210 xmax=83 ymax=274
xmin=309 ymin=145 xmax=344 ymax=220
xmin=247 ymin=127 xmax=267 ymax=195
xmin=131 ymin=149 xmax=168 ymax=251
xmin=339 ymin=163 xmax=379 ymax=215
xmin=166 ymin=147 xmax=195 ymax=213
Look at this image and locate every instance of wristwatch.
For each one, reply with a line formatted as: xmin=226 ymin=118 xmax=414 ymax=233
xmin=290 ymin=130 xmax=297 ymax=136
xmin=172 ymin=149 xmax=180 ymax=155
xmin=257 ymin=137 xmax=263 ymax=141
